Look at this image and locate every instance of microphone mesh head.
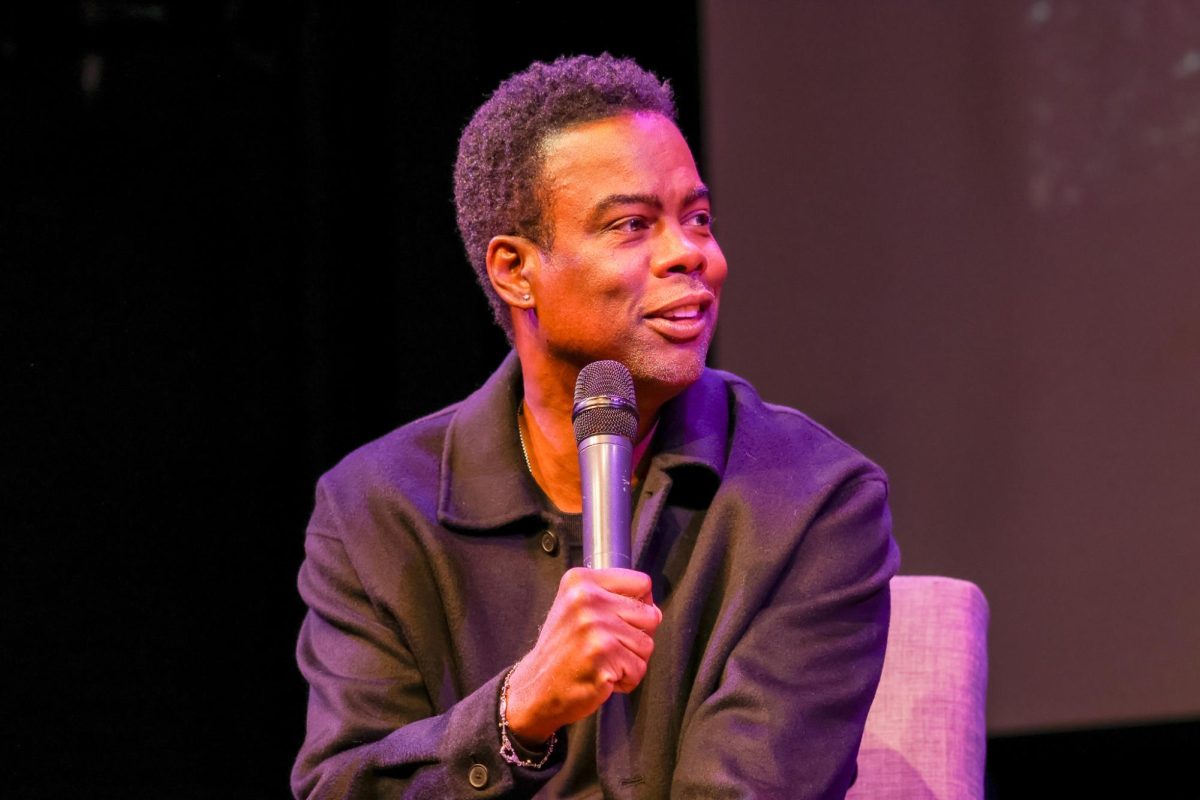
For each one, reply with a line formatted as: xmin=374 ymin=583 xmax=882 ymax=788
xmin=572 ymin=360 xmax=638 ymax=443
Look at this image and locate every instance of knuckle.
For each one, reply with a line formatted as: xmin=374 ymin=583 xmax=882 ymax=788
xmin=564 ymin=583 xmax=591 ymax=609
xmin=574 ymin=607 xmax=597 ymax=631
xmin=584 ymin=630 xmax=609 ymax=656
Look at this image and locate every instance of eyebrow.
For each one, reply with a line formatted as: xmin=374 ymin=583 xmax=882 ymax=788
xmin=588 ymin=185 xmax=711 ymax=224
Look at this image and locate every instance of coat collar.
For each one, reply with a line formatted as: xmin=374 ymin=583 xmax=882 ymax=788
xmin=437 ymin=351 xmax=729 ymax=532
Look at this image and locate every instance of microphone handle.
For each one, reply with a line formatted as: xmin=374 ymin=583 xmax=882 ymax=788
xmin=578 ymin=433 xmax=633 ymax=569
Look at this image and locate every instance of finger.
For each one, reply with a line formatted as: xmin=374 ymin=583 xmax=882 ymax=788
xmin=610 ymin=593 xmax=662 ymax=634
xmin=579 ymin=608 xmax=655 ymax=663
xmin=581 ymin=567 xmax=653 ymax=599
xmin=604 ymin=643 xmax=650 ymax=693
xmin=611 ymin=670 xmax=644 ymax=694
xmin=613 ymin=622 xmax=655 ymax=663
xmin=556 ymin=569 xmax=660 ymax=631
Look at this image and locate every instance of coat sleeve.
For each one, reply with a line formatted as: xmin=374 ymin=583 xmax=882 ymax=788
xmin=291 ymin=482 xmax=561 ymax=799
xmin=670 ymin=476 xmax=899 ymax=799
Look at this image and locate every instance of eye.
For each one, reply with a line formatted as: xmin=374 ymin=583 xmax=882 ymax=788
xmin=608 ymin=216 xmax=650 ymax=234
xmin=685 ymin=210 xmax=714 ymax=229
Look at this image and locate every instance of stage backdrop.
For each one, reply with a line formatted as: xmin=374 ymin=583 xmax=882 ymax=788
xmin=703 ymin=0 xmax=1200 ymax=733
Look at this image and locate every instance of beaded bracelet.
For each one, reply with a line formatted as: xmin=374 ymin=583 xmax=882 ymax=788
xmin=498 ymin=663 xmax=557 ymax=768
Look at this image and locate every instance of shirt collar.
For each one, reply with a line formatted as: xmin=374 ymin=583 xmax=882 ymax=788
xmin=649 ymin=366 xmax=728 ymax=484
xmin=437 ymin=351 xmax=729 ymax=532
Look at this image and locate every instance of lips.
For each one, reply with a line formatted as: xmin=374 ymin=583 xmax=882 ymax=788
xmin=660 ymin=304 xmax=701 ymax=320
xmin=644 ymin=293 xmax=715 ymax=341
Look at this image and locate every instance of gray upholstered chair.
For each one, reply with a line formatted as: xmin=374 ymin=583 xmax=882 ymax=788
xmin=847 ymin=576 xmax=990 ymax=800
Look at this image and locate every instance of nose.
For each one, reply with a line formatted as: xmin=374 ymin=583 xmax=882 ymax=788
xmin=650 ymin=220 xmax=706 ymax=277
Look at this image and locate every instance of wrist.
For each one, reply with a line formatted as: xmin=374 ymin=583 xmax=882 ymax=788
xmin=503 ymin=658 xmax=559 ymax=744
xmin=499 ymin=663 xmax=557 ymax=768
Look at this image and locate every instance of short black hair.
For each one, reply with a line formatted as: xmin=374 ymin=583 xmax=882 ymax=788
xmin=453 ymin=53 xmax=677 ymax=338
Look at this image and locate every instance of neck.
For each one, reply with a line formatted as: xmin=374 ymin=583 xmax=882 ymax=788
xmin=517 ymin=352 xmax=664 ymax=514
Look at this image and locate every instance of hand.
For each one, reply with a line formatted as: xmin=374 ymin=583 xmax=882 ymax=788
xmin=504 ymin=567 xmax=662 ymax=745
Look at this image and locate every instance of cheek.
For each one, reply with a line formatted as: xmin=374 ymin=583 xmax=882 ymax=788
xmin=536 ymin=248 xmax=645 ymax=330
xmin=539 ymin=275 xmax=628 ymax=336
xmin=566 ymin=262 xmax=643 ymax=305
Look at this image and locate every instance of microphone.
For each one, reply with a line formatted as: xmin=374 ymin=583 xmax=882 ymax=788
xmin=572 ymin=360 xmax=639 ymax=570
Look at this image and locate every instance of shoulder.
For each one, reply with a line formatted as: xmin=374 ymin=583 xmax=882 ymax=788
xmin=698 ymin=370 xmax=897 ymax=581
xmin=707 ymin=367 xmax=887 ymax=494
xmin=312 ymin=402 xmax=460 ymax=528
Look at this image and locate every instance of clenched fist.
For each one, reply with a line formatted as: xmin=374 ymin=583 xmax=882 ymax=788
xmin=504 ymin=567 xmax=662 ymax=745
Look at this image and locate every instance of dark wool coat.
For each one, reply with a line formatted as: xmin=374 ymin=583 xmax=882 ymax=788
xmin=293 ymin=352 xmax=899 ymax=799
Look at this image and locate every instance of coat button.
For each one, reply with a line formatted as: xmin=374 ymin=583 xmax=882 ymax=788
xmin=468 ymin=763 xmax=489 ymax=789
xmin=540 ymin=530 xmax=558 ymax=555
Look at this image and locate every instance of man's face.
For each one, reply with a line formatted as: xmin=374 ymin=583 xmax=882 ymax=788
xmin=527 ymin=112 xmax=728 ymax=400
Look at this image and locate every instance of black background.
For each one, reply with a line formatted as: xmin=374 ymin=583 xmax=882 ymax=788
xmin=3 ymin=3 xmax=701 ymax=796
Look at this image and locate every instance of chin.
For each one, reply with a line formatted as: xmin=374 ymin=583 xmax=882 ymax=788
xmin=623 ymin=346 xmax=709 ymax=399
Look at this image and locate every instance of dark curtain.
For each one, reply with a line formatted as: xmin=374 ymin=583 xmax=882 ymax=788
xmin=3 ymin=2 xmax=701 ymax=796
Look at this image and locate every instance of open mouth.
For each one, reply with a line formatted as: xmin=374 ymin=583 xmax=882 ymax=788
xmin=645 ymin=297 xmax=714 ymax=341
xmin=659 ymin=304 xmax=701 ymax=321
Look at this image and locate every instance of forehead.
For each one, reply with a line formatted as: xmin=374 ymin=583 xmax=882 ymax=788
xmin=538 ymin=113 xmax=701 ymax=210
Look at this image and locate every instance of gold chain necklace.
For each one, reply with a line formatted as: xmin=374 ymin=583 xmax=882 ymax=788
xmin=516 ymin=403 xmax=534 ymax=475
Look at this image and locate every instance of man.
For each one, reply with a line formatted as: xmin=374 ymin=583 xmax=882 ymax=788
xmin=293 ymin=54 xmax=898 ymax=799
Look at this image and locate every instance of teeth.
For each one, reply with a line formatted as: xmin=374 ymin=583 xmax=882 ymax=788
xmin=663 ymin=305 xmax=700 ymax=320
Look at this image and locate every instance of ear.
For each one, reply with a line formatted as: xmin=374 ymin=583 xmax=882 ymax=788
xmin=485 ymin=235 xmax=540 ymax=310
